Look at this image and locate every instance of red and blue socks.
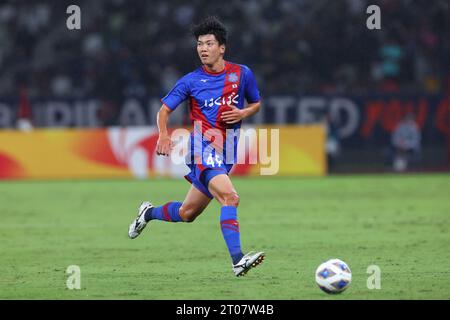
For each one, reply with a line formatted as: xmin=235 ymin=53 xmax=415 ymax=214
xmin=144 ymin=202 xmax=183 ymax=222
xmin=220 ymin=206 xmax=244 ymax=264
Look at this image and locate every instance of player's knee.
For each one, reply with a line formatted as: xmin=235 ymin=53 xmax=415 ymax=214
xmin=183 ymin=214 xmax=197 ymax=223
xmin=222 ymin=192 xmax=240 ymax=207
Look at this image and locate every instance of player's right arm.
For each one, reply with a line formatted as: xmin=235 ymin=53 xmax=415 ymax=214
xmin=156 ymin=105 xmax=173 ymax=156
xmin=157 ymin=74 xmax=190 ymax=156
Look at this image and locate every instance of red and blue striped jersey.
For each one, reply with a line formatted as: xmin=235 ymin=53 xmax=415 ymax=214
xmin=161 ymin=61 xmax=260 ymax=134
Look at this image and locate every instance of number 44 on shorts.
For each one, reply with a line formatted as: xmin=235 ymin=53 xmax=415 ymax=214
xmin=206 ymin=154 xmax=223 ymax=167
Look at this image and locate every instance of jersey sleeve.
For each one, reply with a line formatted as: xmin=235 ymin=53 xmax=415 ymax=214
xmin=243 ymin=66 xmax=261 ymax=103
xmin=161 ymin=76 xmax=190 ymax=111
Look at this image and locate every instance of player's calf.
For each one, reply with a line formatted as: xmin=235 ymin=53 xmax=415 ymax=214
xmin=178 ymin=195 xmax=212 ymax=222
xmin=144 ymin=202 xmax=184 ymax=222
xmin=179 ymin=205 xmax=205 ymax=222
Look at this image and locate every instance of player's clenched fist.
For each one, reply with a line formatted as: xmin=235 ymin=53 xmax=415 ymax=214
xmin=156 ymin=134 xmax=173 ymax=156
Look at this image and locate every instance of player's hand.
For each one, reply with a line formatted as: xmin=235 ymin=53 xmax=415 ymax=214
xmin=221 ymin=105 xmax=246 ymax=124
xmin=156 ymin=134 xmax=173 ymax=156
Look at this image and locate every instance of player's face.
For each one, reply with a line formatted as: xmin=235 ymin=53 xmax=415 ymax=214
xmin=197 ymin=34 xmax=225 ymax=66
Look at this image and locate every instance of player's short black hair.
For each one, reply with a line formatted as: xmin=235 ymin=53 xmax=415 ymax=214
xmin=191 ymin=16 xmax=227 ymax=45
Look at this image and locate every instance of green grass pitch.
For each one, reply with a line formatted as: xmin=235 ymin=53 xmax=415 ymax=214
xmin=0 ymin=174 xmax=449 ymax=299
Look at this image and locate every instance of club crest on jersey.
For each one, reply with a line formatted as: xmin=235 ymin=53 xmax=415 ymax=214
xmin=228 ymin=73 xmax=238 ymax=83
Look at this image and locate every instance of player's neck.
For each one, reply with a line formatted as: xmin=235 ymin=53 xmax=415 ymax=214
xmin=203 ymin=59 xmax=226 ymax=74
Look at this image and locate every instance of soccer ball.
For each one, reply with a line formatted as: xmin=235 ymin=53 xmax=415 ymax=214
xmin=315 ymin=258 xmax=352 ymax=294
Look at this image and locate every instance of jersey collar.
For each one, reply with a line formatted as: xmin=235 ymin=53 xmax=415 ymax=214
xmin=202 ymin=61 xmax=228 ymax=75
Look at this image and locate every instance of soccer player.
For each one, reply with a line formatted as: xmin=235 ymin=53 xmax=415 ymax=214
xmin=128 ymin=16 xmax=264 ymax=277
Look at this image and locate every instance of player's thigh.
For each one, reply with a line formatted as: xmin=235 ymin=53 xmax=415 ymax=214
xmin=180 ymin=185 xmax=212 ymax=220
xmin=207 ymin=174 xmax=239 ymax=206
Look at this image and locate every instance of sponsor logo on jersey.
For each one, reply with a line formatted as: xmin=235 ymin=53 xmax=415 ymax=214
xmin=203 ymin=93 xmax=239 ymax=108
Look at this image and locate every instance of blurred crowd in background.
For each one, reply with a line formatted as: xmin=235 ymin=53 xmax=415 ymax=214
xmin=0 ymin=0 xmax=448 ymax=101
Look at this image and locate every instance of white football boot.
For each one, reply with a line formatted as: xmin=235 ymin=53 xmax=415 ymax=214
xmin=233 ymin=251 xmax=265 ymax=277
xmin=128 ymin=201 xmax=154 ymax=239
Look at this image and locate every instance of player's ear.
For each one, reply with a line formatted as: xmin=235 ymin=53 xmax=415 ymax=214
xmin=220 ymin=44 xmax=225 ymax=55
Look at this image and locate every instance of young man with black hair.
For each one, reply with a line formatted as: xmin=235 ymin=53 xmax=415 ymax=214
xmin=128 ymin=16 xmax=264 ymax=277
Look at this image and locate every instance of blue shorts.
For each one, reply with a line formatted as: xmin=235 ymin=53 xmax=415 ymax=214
xmin=183 ymin=132 xmax=236 ymax=198
xmin=184 ymin=163 xmax=233 ymax=199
